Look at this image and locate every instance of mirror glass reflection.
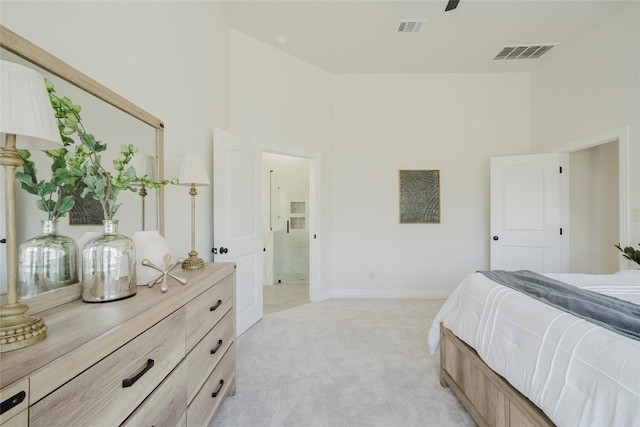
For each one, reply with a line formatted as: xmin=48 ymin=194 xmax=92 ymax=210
xmin=0 ymin=48 xmax=159 ymax=296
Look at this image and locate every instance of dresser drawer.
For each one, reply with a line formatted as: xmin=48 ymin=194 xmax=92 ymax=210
xmin=185 ymin=274 xmax=233 ymax=351
xmin=30 ymin=309 xmax=186 ymax=427
xmin=123 ymin=360 xmax=187 ymax=427
xmin=0 ymin=380 xmax=28 ymax=425
xmin=186 ymin=309 xmax=234 ymax=403
xmin=187 ymin=343 xmax=235 ymax=427
xmin=0 ymin=410 xmax=27 ymax=427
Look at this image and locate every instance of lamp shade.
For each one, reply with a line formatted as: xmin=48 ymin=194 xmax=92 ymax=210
xmin=131 ymin=155 xmax=156 ymax=181
xmin=0 ymin=60 xmax=62 ymax=149
xmin=179 ymin=154 xmax=210 ymax=186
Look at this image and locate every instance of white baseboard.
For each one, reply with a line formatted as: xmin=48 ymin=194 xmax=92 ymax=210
xmin=311 ymin=291 xmax=333 ymax=302
xmin=331 ymin=289 xmax=452 ymax=299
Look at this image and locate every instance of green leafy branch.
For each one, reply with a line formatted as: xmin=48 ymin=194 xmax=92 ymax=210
xmin=15 ymin=149 xmax=78 ymax=220
xmin=18 ymin=78 xmax=178 ymax=222
xmin=15 ymin=78 xmax=86 ymax=220
xmin=79 ymin=143 xmax=137 ymax=220
xmin=133 ymin=175 xmax=179 ymax=189
xmin=615 ymin=244 xmax=640 ymax=267
xmin=67 ymin=129 xmax=181 ymax=220
xmin=46 ymin=77 xmax=84 ymax=146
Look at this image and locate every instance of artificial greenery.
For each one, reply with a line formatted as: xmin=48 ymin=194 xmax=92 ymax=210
xmin=615 ymin=243 xmax=640 ymax=267
xmin=15 ymin=78 xmax=85 ymax=220
xmin=68 ymin=129 xmax=178 ymax=220
xmin=73 ymin=141 xmax=178 ymax=220
xmin=17 ymin=78 xmax=177 ymax=222
xmin=75 ymin=141 xmax=136 ymax=221
xmin=134 ymin=174 xmax=179 ymax=190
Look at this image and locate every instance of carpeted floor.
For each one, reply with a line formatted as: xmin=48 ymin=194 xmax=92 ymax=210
xmin=212 ymin=299 xmax=474 ymax=427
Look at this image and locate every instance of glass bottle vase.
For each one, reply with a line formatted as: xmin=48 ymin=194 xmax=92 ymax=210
xmin=82 ymin=220 xmax=137 ymax=302
xmin=18 ymin=220 xmax=78 ymax=299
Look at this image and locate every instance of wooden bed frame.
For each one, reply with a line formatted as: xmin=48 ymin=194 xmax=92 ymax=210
xmin=439 ymin=324 xmax=555 ymax=427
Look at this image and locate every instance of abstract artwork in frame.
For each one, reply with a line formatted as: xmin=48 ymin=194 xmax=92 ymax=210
xmin=69 ymin=189 xmax=103 ymax=226
xmin=399 ymin=169 xmax=440 ymax=224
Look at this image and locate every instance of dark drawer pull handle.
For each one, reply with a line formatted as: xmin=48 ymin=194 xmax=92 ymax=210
xmin=0 ymin=390 xmax=26 ymax=415
xmin=212 ymin=379 xmax=225 ymax=398
xmin=122 ymin=359 xmax=154 ymax=388
xmin=210 ymin=339 xmax=223 ymax=355
xmin=209 ymin=300 xmax=223 ymax=311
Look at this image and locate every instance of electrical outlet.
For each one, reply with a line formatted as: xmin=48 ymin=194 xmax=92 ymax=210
xmin=634 ymin=209 xmax=640 ymax=222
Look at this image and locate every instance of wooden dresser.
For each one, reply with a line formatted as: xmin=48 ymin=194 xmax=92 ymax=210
xmin=0 ymin=262 xmax=236 ymax=427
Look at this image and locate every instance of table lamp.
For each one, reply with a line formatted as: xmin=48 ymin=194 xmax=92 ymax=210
xmin=131 ymin=155 xmax=156 ymax=230
xmin=178 ymin=154 xmax=209 ymax=269
xmin=0 ymin=60 xmax=63 ymax=352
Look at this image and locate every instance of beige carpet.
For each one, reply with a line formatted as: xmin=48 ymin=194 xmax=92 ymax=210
xmin=212 ymin=299 xmax=474 ymax=427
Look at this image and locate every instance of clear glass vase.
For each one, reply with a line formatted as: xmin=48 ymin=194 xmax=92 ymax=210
xmin=82 ymin=220 xmax=137 ymax=302
xmin=18 ymin=220 xmax=78 ymax=299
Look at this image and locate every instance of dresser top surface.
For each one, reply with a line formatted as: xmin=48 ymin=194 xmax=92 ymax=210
xmin=0 ymin=262 xmax=235 ymax=390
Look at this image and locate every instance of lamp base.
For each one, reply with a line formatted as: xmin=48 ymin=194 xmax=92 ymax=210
xmin=0 ymin=303 xmax=47 ymax=352
xmin=182 ymin=251 xmax=205 ymax=270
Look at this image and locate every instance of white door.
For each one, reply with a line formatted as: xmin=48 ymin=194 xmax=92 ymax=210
xmin=490 ymin=153 xmax=564 ymax=273
xmin=213 ymin=128 xmax=263 ymax=336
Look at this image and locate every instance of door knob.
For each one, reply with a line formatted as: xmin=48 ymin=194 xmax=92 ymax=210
xmin=219 ymin=247 xmax=228 ymax=254
xmin=492 ymin=236 xmax=499 ymax=241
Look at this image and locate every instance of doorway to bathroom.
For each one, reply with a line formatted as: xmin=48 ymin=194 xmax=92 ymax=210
xmin=262 ymin=152 xmax=311 ymax=315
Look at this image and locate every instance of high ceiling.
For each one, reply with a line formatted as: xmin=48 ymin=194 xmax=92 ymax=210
xmin=218 ymin=0 xmax=629 ymax=74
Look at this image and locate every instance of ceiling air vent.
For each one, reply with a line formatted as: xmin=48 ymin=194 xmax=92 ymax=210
xmin=494 ymin=45 xmax=556 ymax=60
xmin=397 ymin=20 xmax=425 ymax=34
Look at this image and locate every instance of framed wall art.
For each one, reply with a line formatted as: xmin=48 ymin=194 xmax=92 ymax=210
xmin=69 ymin=189 xmax=103 ymax=226
xmin=399 ymin=169 xmax=440 ymax=224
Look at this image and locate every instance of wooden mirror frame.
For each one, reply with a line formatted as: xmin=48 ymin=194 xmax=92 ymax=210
xmin=0 ymin=25 xmax=165 ymax=313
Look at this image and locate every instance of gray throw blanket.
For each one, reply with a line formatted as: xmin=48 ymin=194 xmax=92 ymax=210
xmin=478 ymin=270 xmax=640 ymax=341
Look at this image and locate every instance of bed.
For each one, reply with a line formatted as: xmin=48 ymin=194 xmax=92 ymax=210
xmin=428 ymin=269 xmax=640 ymax=427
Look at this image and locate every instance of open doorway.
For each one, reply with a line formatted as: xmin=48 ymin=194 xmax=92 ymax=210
xmin=568 ymin=141 xmax=619 ymax=273
xmin=557 ymin=126 xmax=630 ymax=273
xmin=262 ymin=152 xmax=310 ymax=314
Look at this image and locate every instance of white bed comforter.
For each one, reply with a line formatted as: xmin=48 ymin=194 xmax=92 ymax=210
xmin=428 ymin=270 xmax=640 ymax=426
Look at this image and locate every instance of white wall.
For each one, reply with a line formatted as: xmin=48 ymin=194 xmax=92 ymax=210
xmin=230 ymin=30 xmax=531 ymax=297
xmin=530 ymin=2 xmax=640 ymax=255
xmin=332 ymin=74 xmax=530 ymax=296
xmin=1 ymin=1 xmax=231 ymax=262
xmin=229 ymin=30 xmax=334 ymax=299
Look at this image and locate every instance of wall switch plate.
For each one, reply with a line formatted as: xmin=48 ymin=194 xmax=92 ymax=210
xmin=634 ymin=209 xmax=640 ymax=222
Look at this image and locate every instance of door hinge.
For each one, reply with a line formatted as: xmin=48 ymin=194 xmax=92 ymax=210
xmin=560 ymin=228 xmax=563 ymax=235
xmin=559 ymin=166 xmax=563 ymax=174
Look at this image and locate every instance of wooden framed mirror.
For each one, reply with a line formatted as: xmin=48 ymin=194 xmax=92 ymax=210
xmin=0 ymin=25 xmax=165 ymax=312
